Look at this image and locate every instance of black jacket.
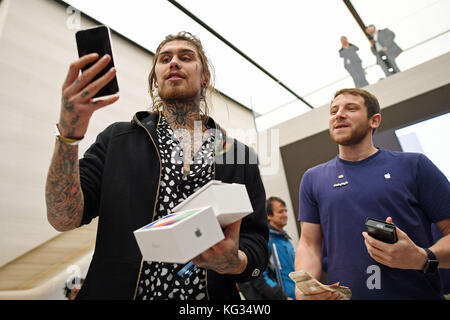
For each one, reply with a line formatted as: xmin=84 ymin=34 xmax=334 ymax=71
xmin=76 ymin=111 xmax=269 ymax=300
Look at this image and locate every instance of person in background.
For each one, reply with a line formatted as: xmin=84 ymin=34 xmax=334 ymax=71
xmin=239 ymin=197 xmax=295 ymax=300
xmin=366 ymin=24 xmax=402 ymax=77
xmin=339 ymin=36 xmax=369 ymax=88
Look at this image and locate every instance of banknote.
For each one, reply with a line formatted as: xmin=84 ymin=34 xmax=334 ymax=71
xmin=289 ymin=270 xmax=352 ymax=300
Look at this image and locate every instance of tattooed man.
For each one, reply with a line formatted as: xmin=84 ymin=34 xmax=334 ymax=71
xmin=46 ymin=32 xmax=268 ymax=300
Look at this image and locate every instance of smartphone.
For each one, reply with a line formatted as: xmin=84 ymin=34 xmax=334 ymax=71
xmin=75 ymin=25 xmax=119 ymax=98
xmin=365 ymin=217 xmax=398 ymax=244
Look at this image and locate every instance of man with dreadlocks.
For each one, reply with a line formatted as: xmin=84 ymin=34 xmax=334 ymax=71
xmin=45 ymin=31 xmax=268 ymax=300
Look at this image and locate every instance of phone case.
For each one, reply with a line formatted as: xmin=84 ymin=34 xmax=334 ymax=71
xmin=75 ymin=25 xmax=119 ymax=97
xmin=365 ymin=217 xmax=398 ymax=244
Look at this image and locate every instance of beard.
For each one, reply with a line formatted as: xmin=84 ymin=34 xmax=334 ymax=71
xmin=330 ymin=123 xmax=371 ymax=146
xmin=158 ymin=82 xmax=200 ymax=101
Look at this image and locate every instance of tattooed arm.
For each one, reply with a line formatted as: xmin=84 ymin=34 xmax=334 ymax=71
xmin=45 ymin=53 xmax=119 ymax=231
xmin=46 ymin=141 xmax=84 ymax=231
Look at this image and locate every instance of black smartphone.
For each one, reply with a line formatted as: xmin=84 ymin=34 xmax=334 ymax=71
xmin=75 ymin=25 xmax=119 ymax=98
xmin=365 ymin=217 xmax=398 ymax=244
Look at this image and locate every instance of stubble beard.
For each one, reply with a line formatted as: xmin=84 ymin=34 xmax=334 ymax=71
xmin=330 ymin=124 xmax=371 ymax=146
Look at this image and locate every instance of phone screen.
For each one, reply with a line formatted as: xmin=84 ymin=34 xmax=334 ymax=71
xmin=75 ymin=25 xmax=119 ymax=98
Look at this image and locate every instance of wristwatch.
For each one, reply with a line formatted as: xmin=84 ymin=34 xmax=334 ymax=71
xmin=422 ymin=247 xmax=439 ymax=274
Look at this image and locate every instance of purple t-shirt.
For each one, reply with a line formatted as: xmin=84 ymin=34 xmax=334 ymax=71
xmin=298 ymin=149 xmax=450 ymax=299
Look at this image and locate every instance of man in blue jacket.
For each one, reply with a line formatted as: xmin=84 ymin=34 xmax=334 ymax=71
xmin=239 ymin=197 xmax=296 ymax=300
xmin=264 ymin=197 xmax=296 ymax=299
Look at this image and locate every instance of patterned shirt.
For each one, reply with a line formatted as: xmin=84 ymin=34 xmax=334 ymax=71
xmin=136 ymin=115 xmax=217 ymax=300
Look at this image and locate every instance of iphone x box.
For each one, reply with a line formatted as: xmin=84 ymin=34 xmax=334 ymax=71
xmin=172 ymin=180 xmax=253 ymax=227
xmin=133 ymin=206 xmax=224 ymax=264
xmin=133 ymin=181 xmax=253 ymax=263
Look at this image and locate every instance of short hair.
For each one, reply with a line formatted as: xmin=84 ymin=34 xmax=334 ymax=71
xmin=266 ymin=197 xmax=286 ymax=216
xmin=148 ymin=31 xmax=215 ymax=117
xmin=333 ymin=88 xmax=380 ymax=118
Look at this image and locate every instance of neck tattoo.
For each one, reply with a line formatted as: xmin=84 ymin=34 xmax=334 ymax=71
xmin=162 ymin=99 xmax=206 ymax=174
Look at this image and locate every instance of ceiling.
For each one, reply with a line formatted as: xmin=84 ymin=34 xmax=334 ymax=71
xmin=63 ymin=0 xmax=450 ymax=130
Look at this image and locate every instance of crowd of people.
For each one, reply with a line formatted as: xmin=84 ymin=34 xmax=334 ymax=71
xmin=47 ymin=30 xmax=449 ymax=301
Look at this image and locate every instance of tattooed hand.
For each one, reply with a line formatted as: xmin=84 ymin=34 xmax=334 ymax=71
xmin=192 ymin=219 xmax=248 ymax=275
xmin=45 ymin=54 xmax=119 ymax=232
xmin=59 ymin=53 xmax=119 ymax=138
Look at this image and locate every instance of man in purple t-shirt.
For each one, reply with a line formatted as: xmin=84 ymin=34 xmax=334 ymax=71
xmin=294 ymin=88 xmax=450 ymax=299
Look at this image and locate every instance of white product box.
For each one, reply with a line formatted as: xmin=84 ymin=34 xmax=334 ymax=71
xmin=133 ymin=206 xmax=224 ymax=264
xmin=133 ymin=181 xmax=253 ymax=263
xmin=173 ymin=180 xmax=253 ymax=227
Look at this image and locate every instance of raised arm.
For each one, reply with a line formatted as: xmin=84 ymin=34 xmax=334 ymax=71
xmin=45 ymin=53 xmax=118 ymax=231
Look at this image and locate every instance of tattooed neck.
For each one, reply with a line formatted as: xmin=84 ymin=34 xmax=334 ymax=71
xmin=162 ymin=99 xmax=202 ymax=131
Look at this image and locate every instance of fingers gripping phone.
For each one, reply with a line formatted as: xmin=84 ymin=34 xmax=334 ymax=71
xmin=75 ymin=25 xmax=119 ymax=98
xmin=365 ymin=218 xmax=398 ymax=244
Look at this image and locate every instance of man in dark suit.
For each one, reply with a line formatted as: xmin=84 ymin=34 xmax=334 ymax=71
xmin=366 ymin=24 xmax=402 ymax=77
